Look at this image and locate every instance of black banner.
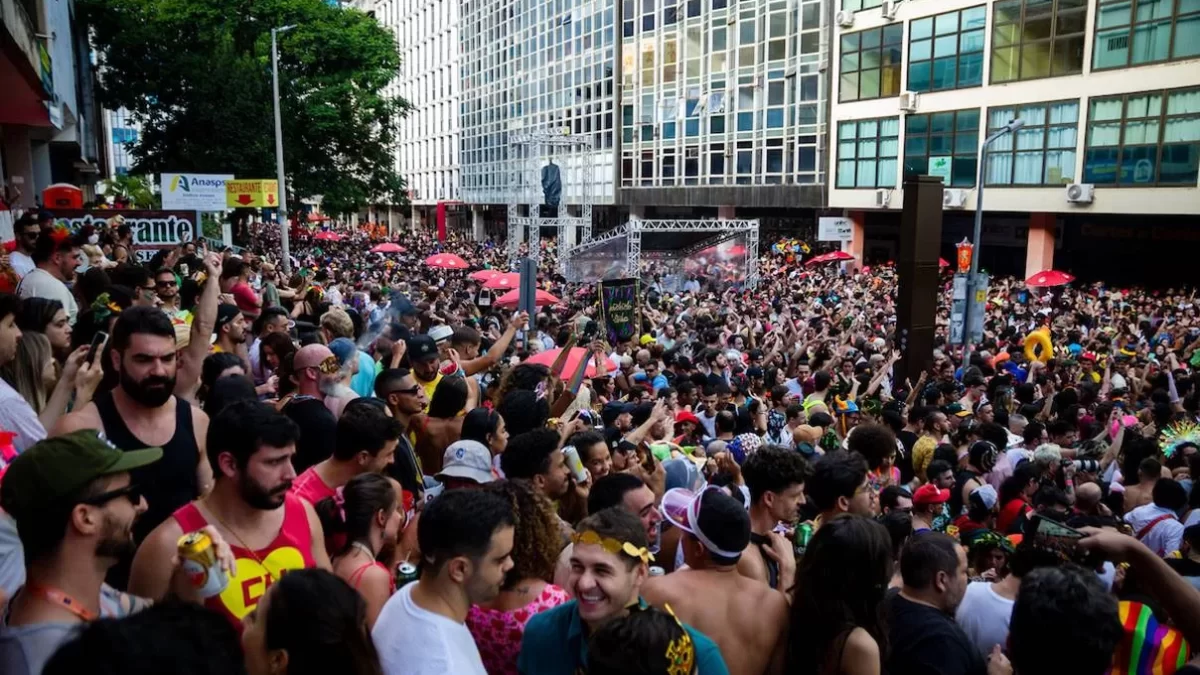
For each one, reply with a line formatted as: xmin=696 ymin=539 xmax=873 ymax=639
xmin=49 ymin=209 xmax=199 ymax=263
xmin=598 ymin=278 xmax=640 ymax=346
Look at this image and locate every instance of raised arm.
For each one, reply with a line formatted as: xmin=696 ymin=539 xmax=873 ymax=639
xmin=176 ymin=253 xmax=222 ymax=396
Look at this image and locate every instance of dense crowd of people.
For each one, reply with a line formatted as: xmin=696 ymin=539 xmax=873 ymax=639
xmin=0 ymin=207 xmax=1199 ymax=675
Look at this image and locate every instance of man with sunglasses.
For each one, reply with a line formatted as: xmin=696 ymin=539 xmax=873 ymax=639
xmin=8 ymin=215 xmax=38 ymax=279
xmin=375 ymin=367 xmax=429 ymax=503
xmin=282 ymin=343 xmax=340 ymax=474
xmin=154 ymin=268 xmax=187 ymax=322
xmin=0 ymin=430 xmax=227 ymax=675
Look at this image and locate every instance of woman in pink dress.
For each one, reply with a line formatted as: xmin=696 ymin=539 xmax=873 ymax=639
xmin=466 ymin=479 xmax=570 ymax=675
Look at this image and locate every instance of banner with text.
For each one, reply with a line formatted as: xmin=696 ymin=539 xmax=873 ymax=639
xmin=598 ymin=278 xmax=641 ymax=346
xmin=161 ymin=173 xmax=233 ymax=211
xmin=50 ymin=210 xmax=198 ymax=264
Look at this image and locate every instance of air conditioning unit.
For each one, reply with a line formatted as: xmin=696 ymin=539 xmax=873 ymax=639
xmin=836 ymin=10 xmax=855 ymax=27
xmin=943 ymin=188 xmax=968 ymax=208
xmin=898 ymin=90 xmax=918 ymax=113
xmin=1065 ymin=183 xmax=1095 ymax=204
xmin=882 ymin=0 xmax=901 ymax=19
xmin=875 ymin=188 xmax=892 ymax=207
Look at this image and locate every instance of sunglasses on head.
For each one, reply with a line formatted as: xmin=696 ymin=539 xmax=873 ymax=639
xmin=80 ymin=483 xmax=143 ymax=507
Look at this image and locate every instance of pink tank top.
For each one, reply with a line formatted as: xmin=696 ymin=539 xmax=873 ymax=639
xmin=172 ymin=493 xmax=317 ymax=631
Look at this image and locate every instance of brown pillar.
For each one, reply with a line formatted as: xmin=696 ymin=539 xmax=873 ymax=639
xmin=895 ymin=175 xmax=944 ymax=388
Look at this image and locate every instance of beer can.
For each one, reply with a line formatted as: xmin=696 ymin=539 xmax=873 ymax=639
xmin=648 ymin=565 xmax=666 ymax=577
xmin=563 ymin=446 xmax=588 ymax=483
xmin=396 ymin=562 xmax=419 ymax=588
xmin=178 ymin=531 xmax=228 ymax=599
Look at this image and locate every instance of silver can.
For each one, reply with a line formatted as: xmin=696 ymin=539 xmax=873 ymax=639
xmin=563 ymin=445 xmax=589 ymax=483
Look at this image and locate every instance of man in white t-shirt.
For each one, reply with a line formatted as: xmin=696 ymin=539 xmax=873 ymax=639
xmin=372 ymin=489 xmax=514 ymax=675
xmin=16 ymin=230 xmax=81 ymax=325
xmin=8 ymin=216 xmax=39 ymax=279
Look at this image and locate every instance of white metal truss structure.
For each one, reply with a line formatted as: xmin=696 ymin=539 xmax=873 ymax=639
xmin=563 ymin=219 xmax=761 ymax=288
xmin=506 ymin=131 xmax=595 ymax=267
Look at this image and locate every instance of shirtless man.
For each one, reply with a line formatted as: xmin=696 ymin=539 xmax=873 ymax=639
xmin=643 ymin=488 xmax=788 ymax=675
xmin=411 ymin=375 xmax=470 ymax=473
xmin=1123 ymin=456 xmax=1162 ymax=513
xmin=738 ymin=445 xmax=810 ymax=595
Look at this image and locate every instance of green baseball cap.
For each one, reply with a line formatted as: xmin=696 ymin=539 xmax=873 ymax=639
xmin=0 ymin=430 xmax=162 ymax=522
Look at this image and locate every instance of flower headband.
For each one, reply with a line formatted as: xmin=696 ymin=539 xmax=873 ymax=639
xmin=571 ymin=529 xmax=655 ymax=565
xmin=1160 ymin=421 xmax=1200 ymax=459
xmin=91 ymin=292 xmax=122 ymax=323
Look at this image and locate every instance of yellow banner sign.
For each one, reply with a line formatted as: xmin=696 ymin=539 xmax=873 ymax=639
xmin=226 ymin=179 xmax=279 ymax=208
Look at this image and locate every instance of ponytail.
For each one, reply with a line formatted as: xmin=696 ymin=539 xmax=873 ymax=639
xmin=314 ymin=473 xmax=396 ymax=557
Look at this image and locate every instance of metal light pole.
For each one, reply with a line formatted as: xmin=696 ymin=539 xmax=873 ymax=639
xmin=962 ymin=118 xmax=1024 ymax=354
xmin=272 ymin=24 xmax=296 ymax=274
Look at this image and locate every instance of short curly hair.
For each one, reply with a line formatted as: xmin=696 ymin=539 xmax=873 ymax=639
xmin=483 ymin=479 xmax=561 ymax=590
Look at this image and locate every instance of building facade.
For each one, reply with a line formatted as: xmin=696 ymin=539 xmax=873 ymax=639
xmin=1 ymin=0 xmax=106 ymax=215
xmin=102 ymin=107 xmax=138 ymax=177
xmin=373 ymin=0 xmax=463 ymax=232
xmin=827 ymin=0 xmax=1200 ymax=281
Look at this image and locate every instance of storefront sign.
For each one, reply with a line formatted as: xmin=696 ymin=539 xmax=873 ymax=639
xmin=162 ymin=173 xmax=233 ymax=211
xmin=817 ymin=217 xmax=854 ymax=242
xmin=51 ymin=210 xmax=198 ymax=263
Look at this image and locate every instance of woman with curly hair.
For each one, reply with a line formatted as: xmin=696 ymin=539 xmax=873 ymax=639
xmin=788 ymin=514 xmax=892 ymax=675
xmin=466 ymin=479 xmax=570 ymax=675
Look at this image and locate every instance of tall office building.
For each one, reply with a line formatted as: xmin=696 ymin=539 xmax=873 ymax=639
xmin=827 ymin=0 xmax=1200 ymax=282
xmin=102 ymin=107 xmax=138 ymax=177
xmin=374 ymin=0 xmax=462 ymax=231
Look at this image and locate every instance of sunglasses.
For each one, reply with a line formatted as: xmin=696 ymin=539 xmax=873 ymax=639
xmin=306 ymin=357 xmax=340 ymax=375
xmin=386 ymin=385 xmax=422 ymax=397
xmin=156 ymin=279 xmax=178 ymax=287
xmin=80 ymin=483 xmax=143 ymax=507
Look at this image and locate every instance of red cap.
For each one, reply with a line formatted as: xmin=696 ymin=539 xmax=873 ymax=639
xmin=913 ymin=483 xmax=951 ymax=505
xmin=675 ymin=410 xmax=701 ymax=426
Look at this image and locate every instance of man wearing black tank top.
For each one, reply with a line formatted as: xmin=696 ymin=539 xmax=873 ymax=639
xmin=52 ymin=307 xmax=212 ymax=590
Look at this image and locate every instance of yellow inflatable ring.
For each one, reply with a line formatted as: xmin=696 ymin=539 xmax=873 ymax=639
xmin=1023 ymin=328 xmax=1053 ymax=363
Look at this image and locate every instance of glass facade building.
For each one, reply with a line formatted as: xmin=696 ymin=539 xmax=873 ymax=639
xmin=460 ymin=0 xmax=618 ymax=205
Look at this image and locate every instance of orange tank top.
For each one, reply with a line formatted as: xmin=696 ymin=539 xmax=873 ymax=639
xmin=172 ymin=493 xmax=317 ymax=631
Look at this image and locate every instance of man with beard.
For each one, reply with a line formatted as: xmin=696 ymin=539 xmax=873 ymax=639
xmin=17 ymin=228 xmax=83 ymax=324
xmin=519 ymin=507 xmax=728 ymax=675
xmin=129 ymin=400 xmax=330 ymax=630
xmin=281 ymin=343 xmax=340 ymax=473
xmin=0 ymin=430 xmax=188 ymax=675
xmin=407 ymin=334 xmax=443 ymax=402
xmin=372 ymin=489 xmax=515 ymax=675
xmin=292 ymin=398 xmax=401 ymax=508
xmin=154 ymin=267 xmax=188 ymax=322
xmin=211 ymin=304 xmax=248 ymax=359
xmin=53 ymin=306 xmax=212 ymax=590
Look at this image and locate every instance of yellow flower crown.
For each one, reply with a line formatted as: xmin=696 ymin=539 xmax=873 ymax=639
xmin=570 ymin=529 xmax=655 ymax=565
xmin=662 ymin=604 xmax=696 ymax=675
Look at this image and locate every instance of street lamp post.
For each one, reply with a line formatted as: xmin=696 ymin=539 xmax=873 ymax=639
xmin=271 ymin=24 xmax=296 ymax=274
xmin=962 ymin=118 xmax=1024 ymax=354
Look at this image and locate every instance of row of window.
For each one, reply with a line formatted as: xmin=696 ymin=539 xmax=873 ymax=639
xmin=836 ymin=87 xmax=1200 ymax=188
xmin=838 ymin=0 xmax=1200 ymax=102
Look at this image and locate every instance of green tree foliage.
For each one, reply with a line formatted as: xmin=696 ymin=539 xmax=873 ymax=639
xmin=99 ymin=174 xmax=158 ymax=209
xmin=82 ymin=0 xmax=409 ymax=216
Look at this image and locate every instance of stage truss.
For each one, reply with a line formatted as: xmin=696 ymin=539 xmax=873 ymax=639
xmin=563 ymin=219 xmax=760 ymax=288
xmin=506 ymin=131 xmax=595 ymax=268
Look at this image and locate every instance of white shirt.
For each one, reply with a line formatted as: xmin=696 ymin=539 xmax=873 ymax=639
xmin=8 ymin=252 xmax=33 ymax=279
xmin=1125 ymin=503 xmax=1184 ymax=557
xmin=0 ymin=379 xmax=46 ymax=453
xmin=16 ymin=269 xmax=78 ymax=325
xmin=955 ymin=581 xmax=1014 ymax=658
xmin=372 ymin=583 xmax=487 ymax=675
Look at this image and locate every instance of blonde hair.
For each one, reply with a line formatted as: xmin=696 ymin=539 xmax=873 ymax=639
xmin=82 ymin=244 xmax=105 ymax=260
xmin=1 ymin=332 xmax=54 ymax=413
xmin=319 ymin=307 xmax=354 ymax=340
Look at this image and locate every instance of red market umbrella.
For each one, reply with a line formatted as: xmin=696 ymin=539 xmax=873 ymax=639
xmin=939 ymin=258 xmax=950 ymax=268
xmin=424 ymin=253 xmax=469 ymax=269
xmin=1026 ymin=269 xmax=1075 ymax=288
xmin=804 ymin=250 xmax=855 ymax=266
xmin=523 ymin=346 xmax=598 ymax=378
xmin=483 ymin=272 xmax=522 ymax=290
xmin=370 ymin=242 xmax=405 ymax=253
xmin=493 ymin=288 xmax=561 ymax=309
xmin=314 ymin=231 xmax=342 ymax=242
xmin=469 ymin=269 xmax=501 ymax=282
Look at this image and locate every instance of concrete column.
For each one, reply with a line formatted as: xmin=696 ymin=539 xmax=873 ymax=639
xmin=471 ymin=206 xmax=485 ymax=241
xmin=1 ymin=129 xmax=35 ymax=210
xmin=629 ymin=205 xmax=645 ymax=221
xmin=717 ymin=205 xmax=735 ymax=220
xmin=31 ymin=140 xmax=53 ymax=199
xmin=1025 ymin=213 xmax=1056 ymax=277
xmin=845 ymin=210 xmax=866 ymax=270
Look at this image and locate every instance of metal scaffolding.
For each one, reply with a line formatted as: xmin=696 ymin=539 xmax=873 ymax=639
xmin=563 ymin=218 xmax=761 ymax=288
xmin=506 ymin=131 xmax=595 ymax=268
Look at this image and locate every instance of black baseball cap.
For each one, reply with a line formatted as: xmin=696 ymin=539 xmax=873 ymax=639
xmin=214 ymin=304 xmax=240 ymax=333
xmin=630 ymin=402 xmax=656 ymax=427
xmin=406 ymin=334 xmax=439 ymax=363
xmin=600 ymin=401 xmax=634 ymax=426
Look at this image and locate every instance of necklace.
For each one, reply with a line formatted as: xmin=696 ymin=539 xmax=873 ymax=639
xmin=203 ymin=498 xmax=277 ymax=583
xmin=350 ymin=541 xmax=376 ymax=560
xmin=27 ymin=584 xmax=98 ymax=622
